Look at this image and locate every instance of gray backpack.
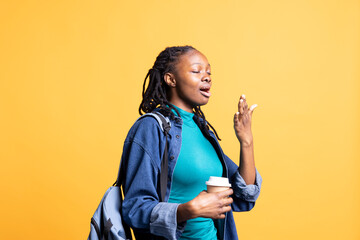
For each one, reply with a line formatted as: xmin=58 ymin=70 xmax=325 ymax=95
xmin=88 ymin=112 xmax=171 ymax=240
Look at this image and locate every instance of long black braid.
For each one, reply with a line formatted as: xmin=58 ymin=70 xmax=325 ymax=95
xmin=138 ymin=45 xmax=221 ymax=141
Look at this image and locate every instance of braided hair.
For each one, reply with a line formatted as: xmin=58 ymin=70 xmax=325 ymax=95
xmin=138 ymin=45 xmax=221 ymax=140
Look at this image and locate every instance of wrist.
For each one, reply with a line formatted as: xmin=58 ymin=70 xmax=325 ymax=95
xmin=236 ymin=132 xmax=253 ymax=147
xmin=177 ymin=201 xmax=196 ymax=223
xmin=240 ymin=140 xmax=253 ymax=148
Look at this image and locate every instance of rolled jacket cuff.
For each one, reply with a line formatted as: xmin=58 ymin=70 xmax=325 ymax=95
xmin=150 ymin=202 xmax=186 ymax=240
xmin=230 ymin=168 xmax=262 ymax=202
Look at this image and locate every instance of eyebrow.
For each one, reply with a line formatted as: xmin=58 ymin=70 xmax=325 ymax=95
xmin=191 ymin=63 xmax=211 ymax=67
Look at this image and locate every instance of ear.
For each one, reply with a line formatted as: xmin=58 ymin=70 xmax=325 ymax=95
xmin=164 ymin=72 xmax=176 ymax=88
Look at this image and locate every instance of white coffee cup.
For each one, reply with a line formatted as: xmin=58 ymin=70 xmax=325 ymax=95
xmin=206 ymin=176 xmax=231 ymax=193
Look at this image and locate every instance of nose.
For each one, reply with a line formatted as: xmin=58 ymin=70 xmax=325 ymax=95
xmin=202 ymin=74 xmax=211 ymax=83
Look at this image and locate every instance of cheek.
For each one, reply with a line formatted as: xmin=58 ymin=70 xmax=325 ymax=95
xmin=180 ymin=83 xmax=199 ymax=97
xmin=181 ymin=78 xmax=199 ymax=91
xmin=177 ymin=84 xmax=195 ymax=98
xmin=174 ymin=74 xmax=200 ymax=96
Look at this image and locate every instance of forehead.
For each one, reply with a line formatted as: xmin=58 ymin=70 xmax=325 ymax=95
xmin=177 ymin=50 xmax=210 ymax=67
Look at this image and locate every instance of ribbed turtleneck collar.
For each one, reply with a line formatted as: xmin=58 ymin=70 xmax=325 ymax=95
xmin=172 ymin=105 xmax=195 ymax=126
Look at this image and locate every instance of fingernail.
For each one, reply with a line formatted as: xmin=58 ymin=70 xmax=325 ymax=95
xmin=240 ymin=99 xmax=243 ymax=102
xmin=250 ymin=104 xmax=258 ymax=111
xmin=236 ymin=112 xmax=239 ymax=115
xmin=241 ymin=94 xmax=246 ymax=99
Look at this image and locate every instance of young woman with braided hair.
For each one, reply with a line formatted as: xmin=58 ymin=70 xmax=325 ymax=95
xmin=121 ymin=46 xmax=262 ymax=240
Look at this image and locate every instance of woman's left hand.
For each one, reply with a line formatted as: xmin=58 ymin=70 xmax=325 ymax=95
xmin=233 ymin=94 xmax=257 ymax=147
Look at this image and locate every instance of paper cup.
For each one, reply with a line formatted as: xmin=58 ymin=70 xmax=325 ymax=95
xmin=206 ymin=176 xmax=231 ymax=193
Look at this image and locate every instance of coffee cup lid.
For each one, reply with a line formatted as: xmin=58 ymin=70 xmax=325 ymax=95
xmin=206 ymin=176 xmax=231 ymax=187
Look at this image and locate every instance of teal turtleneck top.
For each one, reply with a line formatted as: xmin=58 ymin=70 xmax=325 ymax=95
xmin=168 ymin=105 xmax=223 ymax=240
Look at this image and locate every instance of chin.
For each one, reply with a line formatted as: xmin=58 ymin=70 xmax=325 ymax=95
xmin=195 ymin=99 xmax=210 ymax=107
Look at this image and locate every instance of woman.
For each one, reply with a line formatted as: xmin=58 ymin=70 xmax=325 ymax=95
xmin=121 ymin=46 xmax=262 ymax=240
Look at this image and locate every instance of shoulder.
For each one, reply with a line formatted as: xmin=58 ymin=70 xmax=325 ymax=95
xmin=127 ymin=115 xmax=162 ymax=139
xmin=123 ymin=114 xmax=167 ymax=167
xmin=124 ymin=113 xmax=172 ymax=149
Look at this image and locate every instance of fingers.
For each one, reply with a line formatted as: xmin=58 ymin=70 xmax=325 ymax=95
xmin=238 ymin=94 xmax=247 ymax=115
xmin=237 ymin=94 xmax=257 ymax=117
xmin=249 ymin=104 xmax=258 ymax=115
xmin=218 ymin=205 xmax=232 ymax=219
xmin=221 ymin=196 xmax=233 ymax=209
xmin=243 ymin=99 xmax=249 ymax=116
xmin=234 ymin=112 xmax=239 ymax=124
xmin=224 ymin=196 xmax=234 ymax=205
xmin=238 ymin=99 xmax=243 ymax=114
xmin=222 ymin=205 xmax=232 ymax=212
xmin=196 ymin=189 xmax=233 ymax=219
xmin=217 ymin=188 xmax=233 ymax=198
xmin=215 ymin=201 xmax=232 ymax=219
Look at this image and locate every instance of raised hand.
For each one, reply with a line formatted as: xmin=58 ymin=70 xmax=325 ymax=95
xmin=233 ymin=94 xmax=257 ymax=147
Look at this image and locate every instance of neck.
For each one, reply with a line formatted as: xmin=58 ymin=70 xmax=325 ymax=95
xmin=169 ymin=99 xmax=193 ymax=113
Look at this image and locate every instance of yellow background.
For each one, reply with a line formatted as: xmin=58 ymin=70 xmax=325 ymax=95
xmin=1 ymin=0 xmax=359 ymax=239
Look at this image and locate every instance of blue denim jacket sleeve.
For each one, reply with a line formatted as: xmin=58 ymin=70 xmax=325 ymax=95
xmin=150 ymin=202 xmax=186 ymax=239
xmin=121 ymin=117 xmax=185 ymax=240
xmin=224 ymin=154 xmax=263 ymax=211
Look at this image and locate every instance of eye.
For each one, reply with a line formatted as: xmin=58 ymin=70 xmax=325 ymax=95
xmin=207 ymin=72 xmax=212 ymax=76
xmin=191 ymin=70 xmax=200 ymax=73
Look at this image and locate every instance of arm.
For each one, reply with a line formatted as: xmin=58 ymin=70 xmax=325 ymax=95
xmin=227 ymin=94 xmax=262 ymax=210
xmin=226 ymin=154 xmax=262 ymax=204
xmin=239 ymin=142 xmax=256 ymax=184
xmin=234 ymin=94 xmax=257 ymax=184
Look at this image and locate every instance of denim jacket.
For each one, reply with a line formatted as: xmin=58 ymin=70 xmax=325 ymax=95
xmin=121 ymin=110 xmax=262 ymax=240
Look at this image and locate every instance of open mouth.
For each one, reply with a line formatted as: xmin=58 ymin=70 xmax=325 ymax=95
xmin=200 ymin=86 xmax=211 ymax=97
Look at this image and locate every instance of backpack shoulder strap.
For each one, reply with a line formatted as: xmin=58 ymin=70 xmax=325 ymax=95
xmin=137 ymin=112 xmax=171 ymax=134
xmin=150 ymin=112 xmax=170 ymax=202
xmin=136 ymin=112 xmax=170 ymax=202
xmin=116 ymin=112 xmax=171 ymax=202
